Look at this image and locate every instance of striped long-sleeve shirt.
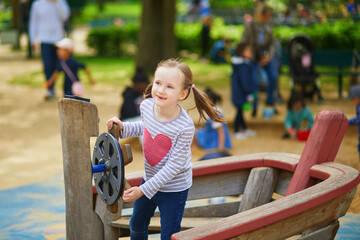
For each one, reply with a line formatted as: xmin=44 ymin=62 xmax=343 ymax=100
xmin=121 ymin=98 xmax=195 ymax=199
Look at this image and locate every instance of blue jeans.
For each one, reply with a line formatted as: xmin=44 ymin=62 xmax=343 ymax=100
xmin=252 ymin=59 xmax=278 ymax=105
xmin=130 ymin=181 xmax=189 ymax=240
xmin=41 ymin=43 xmax=58 ymax=93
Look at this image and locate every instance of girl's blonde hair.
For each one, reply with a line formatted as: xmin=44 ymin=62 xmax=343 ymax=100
xmin=143 ymin=58 xmax=224 ymax=123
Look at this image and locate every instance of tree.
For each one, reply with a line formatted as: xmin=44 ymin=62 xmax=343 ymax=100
xmin=136 ymin=0 xmax=177 ymax=72
xmin=10 ymin=0 xmax=21 ymax=49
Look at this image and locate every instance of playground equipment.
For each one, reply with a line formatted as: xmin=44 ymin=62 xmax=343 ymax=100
xmin=58 ymin=96 xmax=360 ymax=240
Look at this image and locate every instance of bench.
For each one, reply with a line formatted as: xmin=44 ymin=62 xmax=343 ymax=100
xmin=281 ymin=49 xmax=358 ymax=98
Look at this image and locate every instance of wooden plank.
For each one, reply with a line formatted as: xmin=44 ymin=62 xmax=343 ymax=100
xmin=154 ymin=201 xmax=240 ymax=218
xmin=182 ymin=202 xmax=240 ymax=218
xmin=95 ymin=195 xmax=122 ymax=239
xmin=192 ymin=153 xmax=266 ymax=177
xmin=274 ymin=170 xmax=293 ymax=196
xmin=285 ymin=110 xmax=348 ymax=196
xmin=172 ymin=161 xmax=359 ymax=240
xmin=112 ymin=216 xmax=222 ymax=231
xmin=264 ymin=152 xmax=299 ymax=172
xmin=173 ymin=188 xmax=356 ymax=240
xmin=187 ymin=169 xmax=250 ymax=200
xmin=238 ymin=167 xmax=279 ymax=212
xmin=58 ymin=98 xmax=104 ymax=240
xmin=299 ymin=220 xmax=339 ymax=240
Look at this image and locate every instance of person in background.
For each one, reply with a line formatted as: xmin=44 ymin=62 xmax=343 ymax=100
xmin=240 ymin=4 xmax=278 ymax=113
xmin=342 ymin=0 xmax=360 ymax=22
xmin=209 ymin=37 xmax=231 ymax=63
xmin=194 ymin=87 xmax=232 ymax=159
xmin=200 ymin=15 xmax=212 ymax=59
xmin=46 ymin=38 xmax=95 ymax=97
xmin=282 ymin=91 xmax=314 ymax=139
xmin=29 ymin=0 xmax=70 ymax=100
xmin=348 ymin=85 xmax=360 ymax=158
xmin=119 ymin=66 xmax=149 ymax=121
xmin=231 ymin=43 xmax=257 ymax=139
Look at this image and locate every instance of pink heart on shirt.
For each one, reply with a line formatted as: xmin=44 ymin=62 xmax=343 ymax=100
xmin=143 ymin=127 xmax=172 ymax=167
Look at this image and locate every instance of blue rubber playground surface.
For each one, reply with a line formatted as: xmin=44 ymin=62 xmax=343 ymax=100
xmin=0 ymin=174 xmax=359 ymax=240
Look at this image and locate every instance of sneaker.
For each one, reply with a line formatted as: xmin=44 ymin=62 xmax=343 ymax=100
xmin=244 ymin=129 xmax=256 ymax=137
xmin=251 ymin=108 xmax=257 ymax=118
xmin=44 ymin=90 xmax=56 ymax=101
xmin=282 ymin=133 xmax=290 ymax=139
xmin=235 ymin=131 xmax=248 ymax=139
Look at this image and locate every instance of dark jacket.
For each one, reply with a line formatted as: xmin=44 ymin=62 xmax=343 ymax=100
xmin=119 ymin=87 xmax=142 ymax=120
xmin=231 ymin=56 xmax=256 ymax=107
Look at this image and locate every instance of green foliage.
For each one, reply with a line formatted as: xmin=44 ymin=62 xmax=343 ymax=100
xmin=72 ymin=1 xmax=141 ymax=25
xmin=175 ymin=18 xmax=243 ymax=54
xmin=86 ymin=16 xmax=359 ymax=57
xmin=86 ymin=23 xmax=138 ymax=57
xmin=72 ymin=2 xmax=141 ymax=25
xmin=0 ymin=6 xmax=11 ymax=30
xmin=175 ymin=22 xmax=202 ymax=54
xmin=210 ymin=0 xmax=253 ymax=9
xmin=274 ymin=21 xmax=360 ymax=50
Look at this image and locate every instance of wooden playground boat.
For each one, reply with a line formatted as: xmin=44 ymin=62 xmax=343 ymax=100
xmin=58 ymin=97 xmax=360 ymax=240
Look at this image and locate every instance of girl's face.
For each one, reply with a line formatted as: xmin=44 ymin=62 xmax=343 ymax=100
xmin=262 ymin=10 xmax=272 ymax=23
xmin=242 ymin=46 xmax=252 ymax=59
xmin=151 ymin=67 xmax=188 ymax=109
xmin=57 ymin=48 xmax=71 ymax=60
xmin=351 ymin=98 xmax=360 ymax=106
xmin=292 ymin=101 xmax=303 ymax=111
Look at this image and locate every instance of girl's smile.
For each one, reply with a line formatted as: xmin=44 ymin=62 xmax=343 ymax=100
xmin=152 ymin=67 xmax=187 ymax=108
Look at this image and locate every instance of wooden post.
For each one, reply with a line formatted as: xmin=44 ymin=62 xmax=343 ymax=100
xmin=285 ymin=110 xmax=348 ymax=196
xmin=93 ymin=124 xmax=133 ymax=239
xmin=58 ymin=98 xmax=103 ymax=239
xmin=238 ymin=167 xmax=279 ymax=212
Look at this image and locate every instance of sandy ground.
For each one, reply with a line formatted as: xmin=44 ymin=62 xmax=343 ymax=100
xmin=0 ymin=29 xmax=359 ymax=214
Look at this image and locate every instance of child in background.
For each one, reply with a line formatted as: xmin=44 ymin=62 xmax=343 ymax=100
xmin=282 ymin=90 xmax=314 ymax=139
xmin=209 ymin=37 xmax=232 ymax=63
xmin=194 ymin=88 xmax=232 ymax=159
xmin=107 ymin=59 xmax=224 ymax=239
xmin=46 ymin=38 xmax=95 ymax=97
xmin=348 ymin=85 xmax=360 ymax=158
xmin=119 ymin=66 xmax=149 ymax=121
xmin=231 ymin=43 xmax=257 ymax=139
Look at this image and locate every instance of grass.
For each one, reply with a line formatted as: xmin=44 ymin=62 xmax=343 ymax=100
xmin=9 ymin=55 xmax=346 ymax=98
xmin=8 ymin=56 xmax=233 ymax=90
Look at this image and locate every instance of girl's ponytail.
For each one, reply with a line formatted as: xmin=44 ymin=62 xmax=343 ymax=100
xmin=192 ymin=86 xmax=225 ymax=123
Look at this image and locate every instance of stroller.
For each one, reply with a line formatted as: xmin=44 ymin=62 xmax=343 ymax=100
xmin=287 ymin=35 xmax=324 ymax=103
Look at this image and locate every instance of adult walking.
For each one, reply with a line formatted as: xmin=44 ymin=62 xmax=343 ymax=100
xmin=29 ymin=0 xmax=70 ymax=100
xmin=240 ymin=4 xmax=278 ymax=114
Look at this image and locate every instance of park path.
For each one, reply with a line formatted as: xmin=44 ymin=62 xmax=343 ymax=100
xmin=0 ymin=29 xmax=145 ymax=191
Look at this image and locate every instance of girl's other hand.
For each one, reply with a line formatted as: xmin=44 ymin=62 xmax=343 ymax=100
xmin=107 ymin=117 xmax=123 ymax=131
xmin=122 ymin=186 xmax=144 ymax=202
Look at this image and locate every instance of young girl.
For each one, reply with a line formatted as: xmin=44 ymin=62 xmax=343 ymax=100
xmin=231 ymin=43 xmax=257 ymax=139
xmin=283 ymin=90 xmax=314 ymax=139
xmin=107 ymin=58 xmax=223 ymax=239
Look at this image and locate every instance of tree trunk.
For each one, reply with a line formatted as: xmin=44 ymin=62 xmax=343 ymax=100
xmin=98 ymin=0 xmax=105 ymax=11
xmin=136 ymin=0 xmax=176 ymax=72
xmin=10 ymin=0 xmax=21 ymax=49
